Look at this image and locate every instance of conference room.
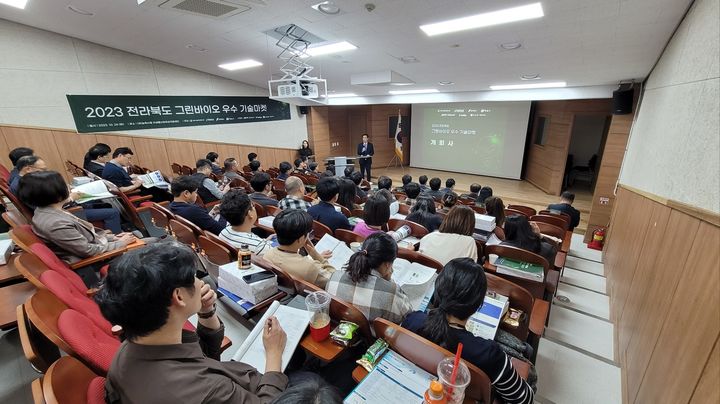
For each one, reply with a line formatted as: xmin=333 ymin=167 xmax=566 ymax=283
xmin=0 ymin=0 xmax=717 ymax=403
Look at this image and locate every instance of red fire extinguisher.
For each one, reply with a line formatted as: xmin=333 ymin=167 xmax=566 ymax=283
xmin=588 ymin=227 xmax=606 ymax=250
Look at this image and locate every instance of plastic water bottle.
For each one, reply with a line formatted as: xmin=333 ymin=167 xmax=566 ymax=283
xmin=423 ymin=380 xmax=447 ymax=404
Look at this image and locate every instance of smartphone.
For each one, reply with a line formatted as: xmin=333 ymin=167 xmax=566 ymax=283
xmin=242 ymin=271 xmax=275 ymax=284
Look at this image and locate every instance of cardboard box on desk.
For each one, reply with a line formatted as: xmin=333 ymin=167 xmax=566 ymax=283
xmin=474 ymin=214 xmax=496 ymax=232
xmin=218 ymin=263 xmax=278 ymax=304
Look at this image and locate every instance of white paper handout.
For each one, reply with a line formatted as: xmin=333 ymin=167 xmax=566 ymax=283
xmin=231 ymin=301 xmax=311 ymax=372
xmin=314 ymin=233 xmax=355 ymax=270
xmin=257 ymin=215 xmax=275 ymax=228
xmin=392 ymin=258 xmax=437 ymax=311
xmin=138 ymin=171 xmax=170 ymax=189
xmin=71 ymin=180 xmax=114 ymax=204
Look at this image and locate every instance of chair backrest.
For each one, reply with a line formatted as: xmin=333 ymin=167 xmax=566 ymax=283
xmin=253 ymin=256 xmax=296 ymax=293
xmin=203 ymin=231 xmax=239 ymax=260
xmin=2 ymin=208 xmax=29 ymax=229
xmin=57 ymin=309 xmax=120 ymax=375
xmin=147 ymin=205 xmax=170 ymax=231
xmin=485 ymin=272 xmax=534 ymax=340
xmin=171 ymin=163 xmax=182 ymax=175
xmin=388 ymin=218 xmax=429 ymax=238
xmin=229 ymin=177 xmax=249 ymax=190
xmin=40 ymin=271 xmax=113 ymax=335
xmin=252 ymin=201 xmax=266 ymax=218
xmin=13 ymin=252 xmax=49 ymax=290
xmin=16 ymin=303 xmax=56 ymax=373
xmin=471 ymin=205 xmax=486 ymax=215
xmin=334 ymin=228 xmax=366 ymax=246
xmin=538 ymin=210 xmax=572 ymax=226
xmin=334 ymin=203 xmax=352 ymax=218
xmin=312 ymin=220 xmax=333 ymax=241
xmin=507 ymin=205 xmax=537 ymax=217
xmin=168 ymin=218 xmax=200 ymax=249
xmin=24 ymin=289 xmax=73 ymax=356
xmin=0 ymin=163 xmax=10 ymax=182
xmin=505 ymin=208 xmax=529 ymax=218
xmin=397 ymin=249 xmax=443 ymax=273
xmin=110 ymin=189 xmax=146 ymax=231
xmin=180 ymin=165 xmax=194 ymax=175
xmin=0 ymin=181 xmax=34 ymax=221
xmin=484 ymin=244 xmax=550 ymax=299
xmin=372 ymin=318 xmax=493 ymax=404
xmin=530 ymin=214 xmax=568 ymax=231
xmin=397 ymin=203 xmax=411 ymax=215
xmin=198 ymin=235 xmax=234 ymax=266
xmin=272 ymin=178 xmax=285 ymax=190
xmin=264 ymin=204 xmax=281 ymax=217
xmin=42 ymin=356 xmax=105 ymax=404
xmin=351 ymin=208 xmax=365 ymax=219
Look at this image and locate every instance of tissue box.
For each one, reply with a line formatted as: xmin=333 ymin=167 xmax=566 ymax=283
xmin=218 ymin=263 xmax=278 ymax=304
xmin=0 ymin=239 xmax=14 ymax=265
xmin=474 ymin=214 xmax=496 ymax=232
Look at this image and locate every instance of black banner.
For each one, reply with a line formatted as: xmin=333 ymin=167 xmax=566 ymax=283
xmin=66 ymin=95 xmax=291 ymax=133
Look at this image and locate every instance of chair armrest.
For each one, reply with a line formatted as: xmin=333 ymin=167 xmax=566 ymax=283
xmin=511 ymin=357 xmax=530 ymax=380
xmin=554 ymin=251 xmax=566 ymax=270
xmin=85 ymin=288 xmax=99 ymax=297
xmin=205 ymin=200 xmax=221 ymax=209
xmin=128 ymin=195 xmax=153 ymax=204
xmin=562 ymin=231 xmax=572 ymax=252
xmin=220 ymin=336 xmax=232 ymax=353
xmin=125 ymin=189 xmax=141 ymax=196
xmin=529 ymin=299 xmax=550 ymax=336
xmin=300 ymin=334 xmax=346 ymax=362
xmin=69 ymin=249 xmax=126 ymax=270
xmin=545 ymin=269 xmax=560 ymax=295
xmin=352 ymin=365 xmax=369 ymax=383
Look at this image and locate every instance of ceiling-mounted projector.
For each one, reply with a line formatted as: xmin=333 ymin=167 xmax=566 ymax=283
xmin=269 ymin=77 xmax=327 ymax=106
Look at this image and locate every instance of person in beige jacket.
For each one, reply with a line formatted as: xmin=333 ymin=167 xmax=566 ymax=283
xmin=263 ymin=209 xmax=335 ymax=289
xmin=19 ymin=171 xmax=136 ymax=265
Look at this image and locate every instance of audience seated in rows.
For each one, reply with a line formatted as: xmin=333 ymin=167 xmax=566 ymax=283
xmin=325 ymin=232 xmax=412 ymax=324
xmin=307 ymin=162 xmax=320 ymax=177
xmin=277 ymin=161 xmax=292 ymax=180
xmin=205 ymin=152 xmax=223 ymax=175
xmin=84 ymin=143 xmax=112 ymax=178
xmin=96 ymin=242 xmax=290 ymax=403
xmin=402 ymin=258 xmax=535 ymax=404
xmin=351 ymin=171 xmax=366 ymax=199
xmin=375 ymin=188 xmax=399 ymax=216
xmin=460 ymin=183 xmax=481 ymax=200
xmin=405 ymin=196 xmax=442 ymax=233
xmin=279 ymin=177 xmax=311 ymax=211
xmin=247 ymin=152 xmax=257 ymax=163
xmin=418 ymin=175 xmax=429 ymax=192
xmin=403 ymin=182 xmax=421 ymax=206
xmin=307 ymin=178 xmax=352 ymax=233
xmin=223 ymin=158 xmax=242 ymax=182
xmin=337 ymin=178 xmax=359 ymax=212
xmin=439 ymin=192 xmax=458 ymax=214
xmin=353 ymin=195 xmax=390 ymax=238
xmin=394 ymin=174 xmax=412 ymax=193
xmin=343 ymin=166 xmax=354 ymax=179
xmin=102 ymin=147 xmax=172 ymax=202
xmin=547 ymin=191 xmax=580 ymax=231
xmin=442 ymin=178 xmax=456 ymax=195
xmin=425 ymin=177 xmax=445 ymax=200
xmin=169 ymin=176 xmax=227 ymax=235
xmin=419 ymin=205 xmax=478 ymax=265
xmin=264 ymin=209 xmax=335 ymax=288
xmin=218 ymin=189 xmax=269 ymax=255
xmin=10 ymin=155 xmax=47 ymax=196
xmin=8 ymin=146 xmax=33 ymax=185
xmin=193 ymin=159 xmax=229 ymax=204
xmin=294 ymin=158 xmax=308 ymax=174
xmin=477 ymin=186 xmax=493 ymax=207
xmin=501 ymin=215 xmax=557 ymax=266
xmin=249 ymin=160 xmax=262 ymax=173
xmin=249 ymin=172 xmax=279 ymax=207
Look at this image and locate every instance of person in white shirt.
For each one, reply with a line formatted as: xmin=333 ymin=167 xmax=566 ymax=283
xmin=419 ymin=205 xmax=478 ymax=265
xmin=218 ymin=189 xmax=269 ymax=255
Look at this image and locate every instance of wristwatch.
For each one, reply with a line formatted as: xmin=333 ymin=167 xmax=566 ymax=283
xmin=197 ymin=304 xmax=216 ymax=319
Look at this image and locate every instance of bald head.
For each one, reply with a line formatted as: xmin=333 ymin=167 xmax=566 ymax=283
xmin=285 ymin=176 xmax=305 ymax=196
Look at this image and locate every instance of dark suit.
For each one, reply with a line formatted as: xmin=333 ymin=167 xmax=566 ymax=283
xmin=357 ymin=142 xmax=374 ymax=181
xmin=547 ymin=202 xmax=581 ymax=231
xmin=103 ymin=161 xmax=172 ymax=203
xmin=84 ymin=161 xmax=105 ymax=178
xmin=169 ymin=201 xmax=227 ymax=235
xmin=308 ymin=201 xmax=352 ymax=233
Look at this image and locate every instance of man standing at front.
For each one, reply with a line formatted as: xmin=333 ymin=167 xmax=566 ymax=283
xmin=357 ymin=134 xmax=374 ymax=183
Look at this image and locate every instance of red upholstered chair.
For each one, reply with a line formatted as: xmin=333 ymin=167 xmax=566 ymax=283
xmin=42 ymin=356 xmax=105 ymax=404
xmin=87 ymin=376 xmax=107 ymax=404
xmin=0 ymin=163 xmax=11 ymax=182
xmin=57 ymin=309 xmax=120 ymax=375
xmin=40 ymin=271 xmax=113 ymax=336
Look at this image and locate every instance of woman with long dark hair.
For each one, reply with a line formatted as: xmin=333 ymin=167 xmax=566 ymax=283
xmin=483 ymin=196 xmax=506 ymax=240
xmin=402 ymin=258 xmax=534 ymax=404
xmin=299 ymin=140 xmax=313 ymax=161
xmin=325 ymin=233 xmax=412 ymax=324
xmin=405 ymin=196 xmax=442 ymax=232
xmin=336 ymin=178 xmax=359 ymax=212
xmin=501 ymin=215 xmax=557 ymax=267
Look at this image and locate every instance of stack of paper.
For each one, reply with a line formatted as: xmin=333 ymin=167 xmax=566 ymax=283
xmin=474 ymin=213 xmax=496 ymax=232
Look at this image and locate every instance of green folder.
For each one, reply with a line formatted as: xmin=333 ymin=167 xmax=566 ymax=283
xmin=495 ymin=257 xmax=544 ymax=281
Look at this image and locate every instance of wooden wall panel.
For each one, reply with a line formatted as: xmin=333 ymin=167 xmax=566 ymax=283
xmin=51 ymin=131 xmax=98 ymax=169
xmin=191 ymin=142 xmax=214 ymax=164
xmin=237 ymin=145 xmax=259 ymax=167
xmin=94 ymin=134 xmax=139 ymax=165
xmin=0 ymin=129 xmax=12 ymax=170
xmin=328 ymin=107 xmax=350 ymax=157
xmin=2 ymin=126 xmax=67 ymax=180
xmin=133 ymin=137 xmax=171 ymax=175
xmin=689 ymin=337 xmax=720 ymax=404
xmin=605 ymin=187 xmax=720 ymax=404
xmin=307 ymin=107 xmax=330 ymax=164
xmin=366 ymin=104 xmax=411 ymax=166
xmin=164 ymin=140 xmax=196 ymax=168
xmin=213 ymin=143 xmax=241 ymax=168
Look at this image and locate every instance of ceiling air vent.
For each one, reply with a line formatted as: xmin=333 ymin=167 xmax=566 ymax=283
xmin=149 ymin=0 xmax=251 ymax=19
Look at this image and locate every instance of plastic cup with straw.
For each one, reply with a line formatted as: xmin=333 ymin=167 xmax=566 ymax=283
xmin=437 ymin=343 xmax=470 ymax=404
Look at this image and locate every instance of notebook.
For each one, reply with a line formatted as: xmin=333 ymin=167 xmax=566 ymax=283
xmin=231 ymin=301 xmax=311 ymax=372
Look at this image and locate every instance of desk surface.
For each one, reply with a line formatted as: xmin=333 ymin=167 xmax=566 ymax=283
xmin=0 ymin=281 xmax=35 ymax=329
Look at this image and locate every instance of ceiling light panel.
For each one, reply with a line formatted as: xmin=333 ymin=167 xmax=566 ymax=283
xmin=489 ymin=81 xmax=566 ymax=90
xmin=327 ymin=93 xmax=357 ymax=98
xmin=388 ymin=89 xmax=439 ymax=95
xmin=0 ymin=0 xmax=27 ymax=9
xmin=305 ymin=41 xmax=357 ymax=56
xmin=218 ymin=59 xmax=263 ymax=71
xmin=420 ymin=3 xmax=544 ymax=36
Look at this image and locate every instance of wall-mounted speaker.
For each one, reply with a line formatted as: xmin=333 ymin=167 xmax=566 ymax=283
xmin=613 ymin=87 xmax=634 ymax=115
xmin=298 ymin=106 xmax=309 ymax=115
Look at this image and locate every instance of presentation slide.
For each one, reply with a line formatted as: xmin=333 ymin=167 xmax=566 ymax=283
xmin=410 ymin=101 xmax=532 ymax=179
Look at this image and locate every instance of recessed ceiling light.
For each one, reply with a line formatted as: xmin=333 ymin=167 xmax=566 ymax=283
xmin=490 ymin=81 xmax=567 ymax=90
xmin=420 ymin=3 xmax=544 ymax=36
xmin=67 ymin=5 xmax=94 ymax=16
xmin=400 ymin=56 xmax=420 ymax=64
xmin=520 ymin=74 xmax=541 ymax=80
xmin=218 ymin=59 xmax=263 ymax=71
xmin=388 ymin=82 xmax=414 ymax=86
xmin=328 ymin=93 xmax=357 ymax=98
xmin=137 ymin=0 xmax=147 ymax=4
xmin=499 ymin=42 xmax=522 ymax=50
xmin=0 ymin=0 xmax=27 ymax=9
xmin=389 ymin=89 xmax=439 ymax=95
xmin=305 ymin=41 xmax=357 ymax=56
xmin=186 ymin=44 xmax=207 ymax=52
xmin=438 ymin=81 xmax=454 ymax=86
xmin=311 ymin=1 xmax=340 ymax=15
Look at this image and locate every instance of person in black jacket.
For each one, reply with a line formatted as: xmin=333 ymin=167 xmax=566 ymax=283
xmin=501 ymin=215 xmax=557 ymax=268
xmin=168 ymin=176 xmax=227 ymax=235
xmin=547 ymin=191 xmax=581 ymax=231
xmin=356 ymin=134 xmax=374 ymax=182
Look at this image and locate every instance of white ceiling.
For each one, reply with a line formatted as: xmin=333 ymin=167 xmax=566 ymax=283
xmin=0 ymin=0 xmax=692 ymax=98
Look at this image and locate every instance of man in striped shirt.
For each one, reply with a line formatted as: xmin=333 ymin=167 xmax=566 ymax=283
xmin=218 ymin=189 xmax=269 ymax=255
